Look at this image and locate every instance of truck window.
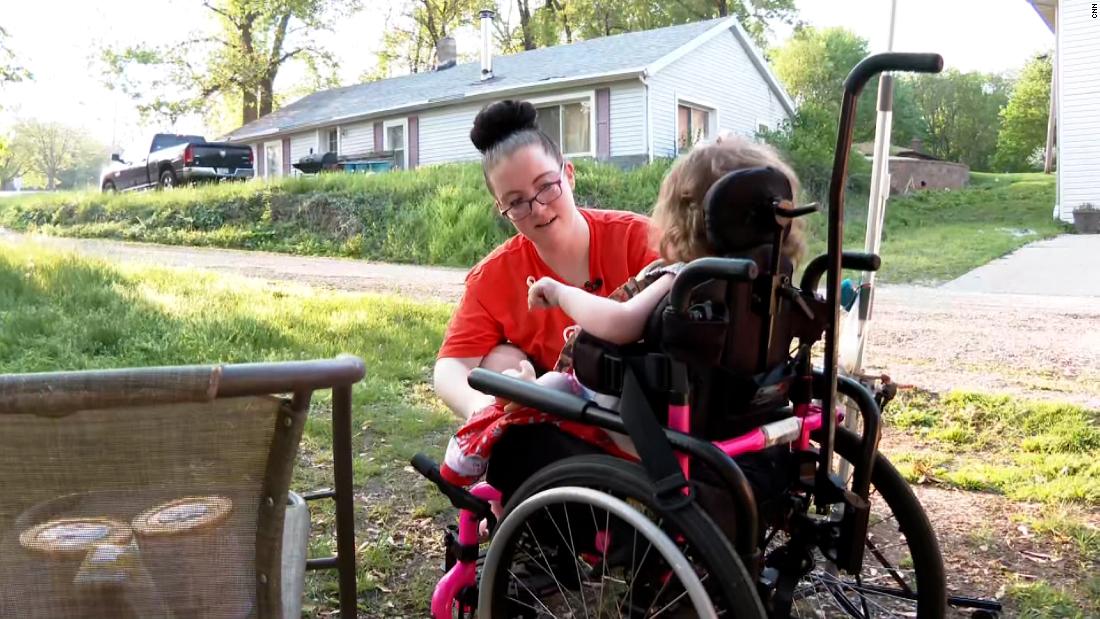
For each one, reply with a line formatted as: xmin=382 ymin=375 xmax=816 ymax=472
xmin=150 ymin=135 xmax=206 ymax=152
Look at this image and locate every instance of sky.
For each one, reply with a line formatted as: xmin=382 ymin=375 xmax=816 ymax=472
xmin=0 ymin=0 xmax=1054 ymax=150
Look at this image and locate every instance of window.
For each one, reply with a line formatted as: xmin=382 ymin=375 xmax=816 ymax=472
xmin=327 ymin=128 xmax=339 ymax=155
xmin=535 ymin=100 xmax=591 ymax=155
xmin=384 ymin=119 xmax=407 ymax=169
xmin=677 ymin=103 xmax=713 ymax=152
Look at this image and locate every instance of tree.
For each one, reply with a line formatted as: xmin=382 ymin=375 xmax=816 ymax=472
xmin=372 ymin=0 xmax=799 ymax=77
xmin=993 ymin=53 xmax=1052 ymax=172
xmin=772 ymin=27 xmax=867 ymax=109
xmin=367 ymin=0 xmax=482 ymax=79
xmin=1 ymin=25 xmax=32 ymax=116
xmin=759 ymin=102 xmax=870 ymax=203
xmin=0 ymin=136 xmax=30 ymax=189
xmin=529 ymin=0 xmax=796 ymax=49
xmin=9 ymin=120 xmax=106 ymax=190
xmin=0 ymin=25 xmax=31 ymax=87
xmin=101 ymin=0 xmax=357 ymax=128
xmin=772 ymin=26 xmax=923 ymax=145
xmin=57 ymin=135 xmax=111 ymax=189
xmin=765 ymin=25 xmax=925 ymax=204
xmin=906 ymin=69 xmax=1009 ymax=170
xmin=888 ymin=77 xmax=927 ymax=151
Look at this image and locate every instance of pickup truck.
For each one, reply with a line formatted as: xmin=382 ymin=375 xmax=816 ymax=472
xmin=101 ymin=133 xmax=254 ymax=192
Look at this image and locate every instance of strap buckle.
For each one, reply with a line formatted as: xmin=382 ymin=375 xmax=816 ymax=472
xmin=653 ymin=474 xmax=695 ymax=511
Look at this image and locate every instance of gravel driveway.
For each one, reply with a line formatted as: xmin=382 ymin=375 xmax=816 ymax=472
xmin=5 ymin=229 xmax=1098 ymax=407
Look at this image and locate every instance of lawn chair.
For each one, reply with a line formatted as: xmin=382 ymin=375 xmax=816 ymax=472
xmin=0 ymin=355 xmax=364 ymax=618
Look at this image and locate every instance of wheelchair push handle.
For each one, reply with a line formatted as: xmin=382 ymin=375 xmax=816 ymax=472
xmin=799 ymin=252 xmax=881 ymax=292
xmin=468 ymin=368 xmax=590 ymax=422
xmin=843 ymin=52 xmax=943 ymax=95
xmin=669 ymin=257 xmax=759 ymax=313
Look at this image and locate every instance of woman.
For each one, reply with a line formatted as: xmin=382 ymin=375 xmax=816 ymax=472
xmin=433 ymin=99 xmax=658 ymax=420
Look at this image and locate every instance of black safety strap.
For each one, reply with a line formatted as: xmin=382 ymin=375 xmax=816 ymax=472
xmin=618 ymin=357 xmax=694 ymax=511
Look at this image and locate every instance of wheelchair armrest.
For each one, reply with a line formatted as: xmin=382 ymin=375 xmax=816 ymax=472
xmin=468 ymin=368 xmax=593 ymax=422
xmin=669 ymin=257 xmax=759 ymax=313
xmin=799 ymin=252 xmax=881 ymax=292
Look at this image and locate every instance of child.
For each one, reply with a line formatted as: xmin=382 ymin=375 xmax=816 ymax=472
xmin=440 ymin=133 xmax=806 ymax=490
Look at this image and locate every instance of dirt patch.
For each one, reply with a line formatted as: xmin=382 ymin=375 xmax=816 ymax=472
xmin=878 ymin=427 xmax=1099 ymax=616
xmin=908 ymin=484 xmax=1098 ymax=616
xmin=0 ymin=230 xmax=468 ymax=303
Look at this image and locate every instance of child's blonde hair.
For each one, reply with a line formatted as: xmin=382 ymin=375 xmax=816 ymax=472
xmin=652 ymin=133 xmax=806 ymax=265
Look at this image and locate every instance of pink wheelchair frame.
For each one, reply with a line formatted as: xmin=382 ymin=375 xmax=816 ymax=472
xmin=430 ymin=400 xmax=837 ymax=618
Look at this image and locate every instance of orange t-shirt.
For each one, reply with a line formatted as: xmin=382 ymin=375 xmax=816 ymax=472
xmin=439 ymin=208 xmax=660 ymax=373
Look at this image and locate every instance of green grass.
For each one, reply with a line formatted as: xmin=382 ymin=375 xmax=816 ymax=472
xmin=969 ymin=171 xmax=1054 ymax=186
xmin=1015 ymin=506 xmax=1100 ymax=564
xmin=1008 ymin=579 xmax=1096 ymax=618
xmin=803 ymin=172 xmax=1065 ymax=283
xmin=0 ymin=242 xmax=456 ymax=616
xmin=2 ymin=241 xmax=1097 ymax=614
xmin=0 ymin=160 xmax=666 ymax=269
xmin=887 ymin=390 xmax=1100 ymax=504
xmin=885 ymin=387 xmax=1100 ymax=615
xmin=0 ymin=164 xmax=1065 ymax=284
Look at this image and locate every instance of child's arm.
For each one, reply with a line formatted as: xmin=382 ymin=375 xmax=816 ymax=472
xmin=528 ymin=274 xmax=674 ymax=345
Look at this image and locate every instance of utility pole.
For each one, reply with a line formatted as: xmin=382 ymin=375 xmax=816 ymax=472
xmin=836 ymin=1 xmax=899 ymax=488
xmin=843 ymin=0 xmax=898 ymax=380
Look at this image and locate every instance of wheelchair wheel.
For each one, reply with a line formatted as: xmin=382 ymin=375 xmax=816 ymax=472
xmin=479 ymin=486 xmax=719 ymax=618
xmin=769 ymin=427 xmax=947 ymax=618
xmin=485 ymin=455 xmax=766 ymax=617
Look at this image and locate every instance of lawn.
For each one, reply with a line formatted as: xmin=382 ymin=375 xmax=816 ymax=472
xmin=887 ymin=390 xmax=1100 ymax=505
xmin=802 ymin=172 xmax=1066 ymax=283
xmin=0 ymin=242 xmax=456 ymax=616
xmin=882 ymin=389 xmax=1100 ymax=616
xmin=1 ymin=242 xmax=1094 ymax=616
xmin=0 ymin=167 xmax=1066 ymax=285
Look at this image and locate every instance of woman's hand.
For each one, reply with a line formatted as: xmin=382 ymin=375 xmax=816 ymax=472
xmin=527 ymin=276 xmax=563 ymax=310
xmin=498 ymin=360 xmax=536 ymax=412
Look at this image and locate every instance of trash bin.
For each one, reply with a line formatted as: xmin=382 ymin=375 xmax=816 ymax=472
xmin=282 ymin=491 xmax=310 ymax=619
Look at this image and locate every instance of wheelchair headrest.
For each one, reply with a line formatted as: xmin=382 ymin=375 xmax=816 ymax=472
xmin=703 ymin=166 xmax=796 ymax=256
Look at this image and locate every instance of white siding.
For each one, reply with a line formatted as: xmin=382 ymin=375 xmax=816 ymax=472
xmin=418 ymin=85 xmax=626 ymax=165
xmin=418 ymin=101 xmax=484 ymax=165
xmin=340 ymin=120 xmax=374 ymax=156
xmin=647 ymin=27 xmax=790 ymax=159
xmin=1057 ymin=0 xmax=1100 ymax=222
xmin=609 ymin=80 xmax=646 ymax=157
xmin=289 ymin=131 xmax=318 ymax=173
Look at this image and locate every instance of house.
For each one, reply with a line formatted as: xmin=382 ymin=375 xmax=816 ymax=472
xmin=221 ymin=13 xmax=794 ymax=178
xmin=1027 ymin=0 xmax=1100 ymax=223
xmin=854 ymin=139 xmax=969 ymax=194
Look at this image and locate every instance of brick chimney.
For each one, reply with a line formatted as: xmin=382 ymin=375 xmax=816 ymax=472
xmin=435 ymin=36 xmax=457 ymax=71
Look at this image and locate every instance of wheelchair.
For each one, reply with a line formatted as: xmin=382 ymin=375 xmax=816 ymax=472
xmin=413 ymin=53 xmax=981 ymax=618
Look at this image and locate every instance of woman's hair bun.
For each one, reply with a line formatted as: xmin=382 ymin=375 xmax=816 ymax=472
xmin=470 ymin=100 xmax=538 ymax=153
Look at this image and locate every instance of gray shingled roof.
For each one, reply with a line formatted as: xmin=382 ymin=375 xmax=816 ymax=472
xmin=225 ymin=18 xmax=734 ymax=141
xmin=225 ymin=17 xmax=800 ymax=144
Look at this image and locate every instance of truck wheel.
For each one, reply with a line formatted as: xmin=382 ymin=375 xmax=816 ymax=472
xmin=159 ymin=169 xmax=177 ymax=189
xmin=102 ymin=182 xmax=116 ymax=193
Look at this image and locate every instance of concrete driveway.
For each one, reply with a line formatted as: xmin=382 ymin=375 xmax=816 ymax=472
xmin=942 ymin=234 xmax=1100 ymax=297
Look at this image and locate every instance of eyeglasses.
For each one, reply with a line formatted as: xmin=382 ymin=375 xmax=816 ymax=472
xmin=498 ymin=163 xmax=565 ymax=222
